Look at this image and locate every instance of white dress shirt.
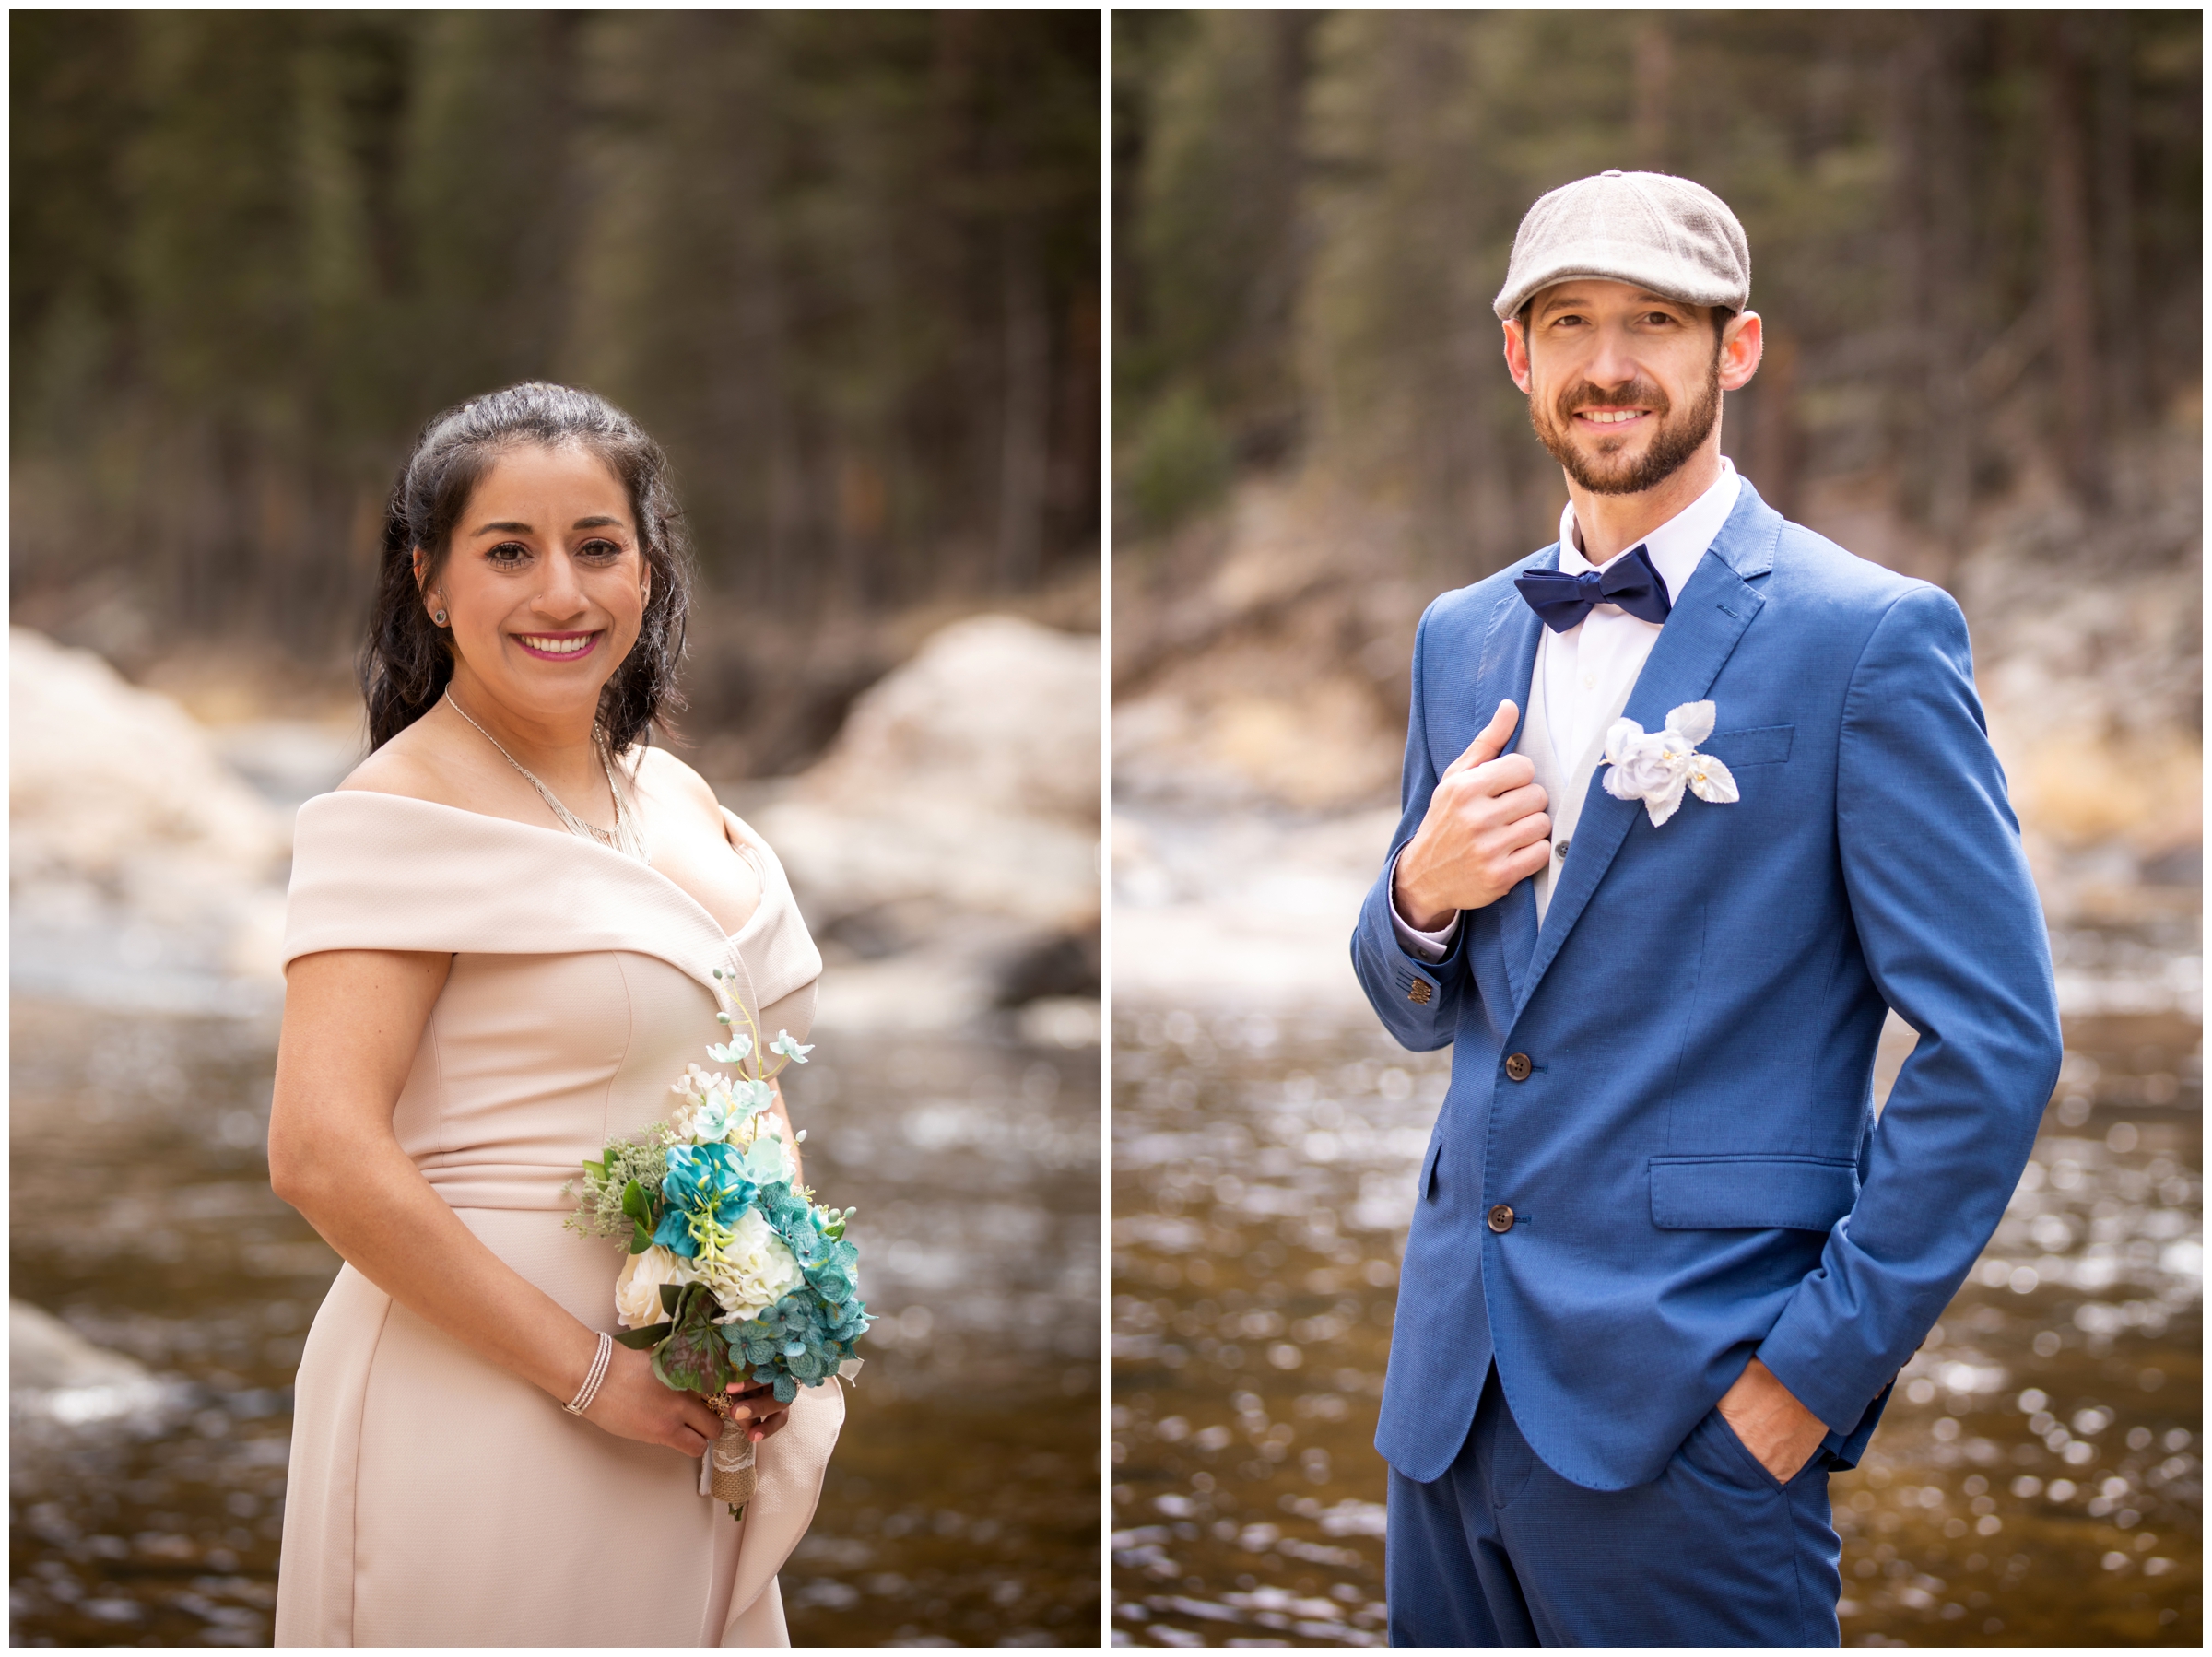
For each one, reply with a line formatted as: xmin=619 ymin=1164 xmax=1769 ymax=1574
xmin=1392 ymin=458 xmax=1744 ymax=959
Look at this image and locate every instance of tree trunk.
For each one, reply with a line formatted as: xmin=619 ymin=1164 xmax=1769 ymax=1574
xmin=996 ymin=232 xmax=1050 ymax=591
xmin=1634 ymin=18 xmax=1673 ymax=172
xmin=2096 ymin=17 xmax=2140 ymax=440
xmin=1920 ymin=14 xmax=1976 ymax=558
xmin=2041 ymin=18 xmax=2103 ymax=504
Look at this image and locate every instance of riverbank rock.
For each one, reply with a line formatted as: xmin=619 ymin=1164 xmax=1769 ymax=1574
xmin=10 ymin=1300 xmax=176 ymax=1428
xmin=10 ymin=629 xmax=288 ymax=880
xmin=1112 ymin=475 xmax=1418 ymax=814
xmin=750 ymin=614 xmax=1101 ymax=1033
xmin=10 ymin=629 xmax=293 ymax=1007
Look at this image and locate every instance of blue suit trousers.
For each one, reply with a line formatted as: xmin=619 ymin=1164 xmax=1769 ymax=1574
xmin=1386 ymin=1365 xmax=1842 ymax=1647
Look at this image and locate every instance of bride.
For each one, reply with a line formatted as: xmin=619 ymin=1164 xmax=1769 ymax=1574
xmin=268 ymin=382 xmax=841 ymax=1645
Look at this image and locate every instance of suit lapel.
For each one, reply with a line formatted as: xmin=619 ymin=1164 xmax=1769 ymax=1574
xmin=1472 ymin=556 xmax=1551 ymax=1007
xmin=1514 ymin=482 xmax=1782 ymax=1016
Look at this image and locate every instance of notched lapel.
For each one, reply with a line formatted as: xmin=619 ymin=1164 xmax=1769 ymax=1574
xmin=1514 ymin=493 xmax=1779 ymax=1013
xmin=1470 ymin=574 xmax=1547 ymax=1005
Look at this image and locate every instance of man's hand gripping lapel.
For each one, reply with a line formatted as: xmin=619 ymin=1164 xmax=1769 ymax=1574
xmin=1394 ymin=699 xmax=1554 ymax=928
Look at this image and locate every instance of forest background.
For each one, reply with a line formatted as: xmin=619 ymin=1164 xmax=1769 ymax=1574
xmin=14 ymin=9 xmax=1100 ymax=772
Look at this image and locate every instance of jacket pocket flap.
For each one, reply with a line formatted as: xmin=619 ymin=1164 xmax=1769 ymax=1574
xmin=1649 ymin=1155 xmax=1857 ymax=1231
xmin=1701 ymin=723 xmax=1794 ymax=767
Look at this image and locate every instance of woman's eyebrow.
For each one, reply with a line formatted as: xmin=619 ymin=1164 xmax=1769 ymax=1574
xmin=470 ymin=515 xmax=628 ymax=535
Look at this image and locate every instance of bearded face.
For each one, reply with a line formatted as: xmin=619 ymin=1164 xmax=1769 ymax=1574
xmin=1526 ymin=343 xmax=1724 ymax=497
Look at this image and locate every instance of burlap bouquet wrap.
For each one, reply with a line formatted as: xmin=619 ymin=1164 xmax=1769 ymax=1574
xmin=708 ymin=1396 xmax=758 ymax=1505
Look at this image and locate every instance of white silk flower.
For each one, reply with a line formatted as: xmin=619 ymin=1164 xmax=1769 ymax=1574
xmin=1601 ymin=699 xmax=1740 ymax=827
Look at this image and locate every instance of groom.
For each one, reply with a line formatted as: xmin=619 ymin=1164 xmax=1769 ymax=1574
xmin=1349 ymin=170 xmax=2062 ymax=1645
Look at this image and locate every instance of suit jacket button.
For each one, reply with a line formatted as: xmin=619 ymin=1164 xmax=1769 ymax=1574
xmin=1504 ymin=1052 xmax=1533 ymax=1082
xmin=1408 ymin=979 xmax=1433 ymax=1005
xmin=1488 ymin=1204 xmax=1515 ymax=1233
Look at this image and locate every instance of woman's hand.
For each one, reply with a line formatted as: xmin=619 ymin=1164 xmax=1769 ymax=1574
xmin=582 ymin=1343 xmax=726 ymax=1456
xmin=725 ymin=1377 xmax=794 ymax=1444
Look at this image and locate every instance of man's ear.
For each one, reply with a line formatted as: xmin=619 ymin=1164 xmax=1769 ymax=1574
xmin=1719 ymin=311 xmax=1764 ymax=393
xmin=1502 ymin=318 xmax=1534 ymax=394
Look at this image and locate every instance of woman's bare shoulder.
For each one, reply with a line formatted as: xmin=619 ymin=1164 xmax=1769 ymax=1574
xmin=335 ymin=717 xmax=471 ymax=808
xmin=631 ymin=744 xmax=731 ymax=836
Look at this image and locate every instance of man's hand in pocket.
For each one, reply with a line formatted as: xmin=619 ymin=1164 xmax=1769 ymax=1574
xmin=1715 ymin=1358 xmax=1829 ymax=1483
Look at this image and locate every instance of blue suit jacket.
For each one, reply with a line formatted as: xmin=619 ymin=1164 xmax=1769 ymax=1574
xmin=1353 ymin=479 xmax=2063 ymax=1491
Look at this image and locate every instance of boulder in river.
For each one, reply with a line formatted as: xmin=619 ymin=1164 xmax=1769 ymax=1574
xmin=10 ymin=628 xmax=288 ymax=882
xmin=10 ymin=629 xmax=293 ymax=1006
xmin=750 ymin=614 xmax=1101 ymax=1032
xmin=10 ymin=1299 xmax=176 ymax=1428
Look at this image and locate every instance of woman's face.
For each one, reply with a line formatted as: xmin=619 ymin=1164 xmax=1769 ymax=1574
xmin=418 ymin=441 xmax=648 ymax=730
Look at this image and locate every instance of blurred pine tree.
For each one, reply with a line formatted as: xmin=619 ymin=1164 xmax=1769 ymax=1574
xmin=11 ymin=9 xmax=1100 ymax=756
xmin=1113 ymin=11 xmax=2202 ymax=585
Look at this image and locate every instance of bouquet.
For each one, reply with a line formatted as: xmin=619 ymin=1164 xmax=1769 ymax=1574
xmin=566 ymin=971 xmax=867 ymax=1516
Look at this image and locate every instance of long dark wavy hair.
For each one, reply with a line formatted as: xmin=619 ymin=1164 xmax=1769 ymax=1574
xmin=361 ymin=382 xmax=693 ymax=752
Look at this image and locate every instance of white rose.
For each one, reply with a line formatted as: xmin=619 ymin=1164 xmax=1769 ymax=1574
xmin=1602 ymin=701 xmax=1738 ymax=828
xmin=614 ymin=1244 xmax=694 ymax=1329
xmin=1604 ymin=723 xmax=1681 ymax=798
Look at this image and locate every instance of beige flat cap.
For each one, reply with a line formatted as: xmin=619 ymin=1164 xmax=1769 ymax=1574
xmin=1493 ymin=170 xmax=1749 ymax=321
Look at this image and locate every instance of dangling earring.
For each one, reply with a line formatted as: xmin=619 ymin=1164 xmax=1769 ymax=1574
xmin=432 ymin=609 xmax=449 ymax=627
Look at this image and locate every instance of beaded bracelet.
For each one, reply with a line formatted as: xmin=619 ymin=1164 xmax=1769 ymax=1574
xmin=565 ymin=1331 xmax=614 ymax=1416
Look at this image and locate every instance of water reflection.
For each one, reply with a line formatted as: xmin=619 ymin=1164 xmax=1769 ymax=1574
xmin=9 ymin=999 xmax=1101 ymax=1647
xmin=1110 ymin=1005 xmax=2200 ymax=1647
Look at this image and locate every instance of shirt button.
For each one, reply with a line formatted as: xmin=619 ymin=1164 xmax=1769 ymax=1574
xmin=1556 ymin=839 xmax=1571 ymax=859
xmin=1583 ymin=675 xmax=1595 ymax=688
xmin=1504 ymin=1052 xmax=1533 ymax=1082
xmin=1488 ymin=1205 xmax=1516 ymax=1234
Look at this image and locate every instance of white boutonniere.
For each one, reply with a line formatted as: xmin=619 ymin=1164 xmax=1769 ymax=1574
xmin=1601 ymin=699 xmax=1739 ymax=827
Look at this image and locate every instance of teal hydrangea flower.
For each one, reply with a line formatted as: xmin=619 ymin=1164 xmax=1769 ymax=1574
xmin=732 ymin=1287 xmax=870 ymax=1403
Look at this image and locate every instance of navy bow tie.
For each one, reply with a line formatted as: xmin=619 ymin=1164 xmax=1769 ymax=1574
xmin=1514 ymin=544 xmax=1673 ymax=632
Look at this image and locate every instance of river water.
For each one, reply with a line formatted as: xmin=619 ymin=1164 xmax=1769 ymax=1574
xmin=1110 ymin=983 xmax=2201 ymax=1647
xmin=8 ymin=999 xmax=1101 ymax=1647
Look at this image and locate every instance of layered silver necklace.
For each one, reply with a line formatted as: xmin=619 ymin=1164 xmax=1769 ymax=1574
xmin=445 ymin=690 xmax=652 ymax=864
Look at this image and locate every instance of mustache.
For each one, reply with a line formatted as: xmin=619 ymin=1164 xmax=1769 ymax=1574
xmin=1558 ymin=379 xmax=1673 ymax=418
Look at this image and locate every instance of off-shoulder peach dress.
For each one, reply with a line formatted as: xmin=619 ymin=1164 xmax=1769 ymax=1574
xmin=274 ymin=792 xmax=843 ymax=1647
